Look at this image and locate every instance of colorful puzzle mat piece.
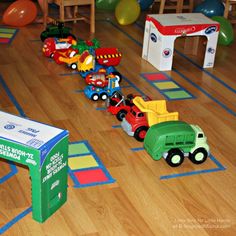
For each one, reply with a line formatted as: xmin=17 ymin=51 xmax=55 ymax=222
xmin=141 ymin=72 xmax=195 ymax=100
xmin=68 ymin=140 xmax=115 ymax=188
xmin=0 ymin=27 xmax=18 ymax=44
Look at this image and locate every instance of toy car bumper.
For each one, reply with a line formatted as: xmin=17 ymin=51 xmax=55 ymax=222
xmin=121 ymin=118 xmax=134 ymax=136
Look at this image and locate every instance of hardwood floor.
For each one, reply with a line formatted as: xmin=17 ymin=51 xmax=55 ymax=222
xmin=0 ymin=2 xmax=236 ymax=235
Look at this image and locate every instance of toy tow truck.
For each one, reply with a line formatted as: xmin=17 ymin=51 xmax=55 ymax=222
xmin=106 ymin=92 xmax=151 ymax=121
xmin=121 ymin=97 xmax=179 ymax=141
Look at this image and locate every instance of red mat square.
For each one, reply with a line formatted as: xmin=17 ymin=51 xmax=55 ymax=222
xmin=0 ymin=38 xmax=10 ymax=44
xmin=144 ymin=73 xmax=169 ymax=81
xmin=74 ymin=169 xmax=109 ymax=184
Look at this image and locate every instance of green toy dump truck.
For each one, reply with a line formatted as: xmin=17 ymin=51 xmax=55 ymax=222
xmin=144 ymin=121 xmax=210 ymax=167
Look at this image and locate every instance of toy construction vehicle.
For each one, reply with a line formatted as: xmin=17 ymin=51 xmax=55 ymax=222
xmin=121 ymin=97 xmax=179 ymax=142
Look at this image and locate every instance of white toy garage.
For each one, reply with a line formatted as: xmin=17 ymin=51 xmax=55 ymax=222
xmin=142 ymin=13 xmax=220 ymax=71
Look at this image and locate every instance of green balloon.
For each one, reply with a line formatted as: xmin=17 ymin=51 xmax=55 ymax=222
xmin=212 ymin=16 xmax=234 ymax=46
xmin=115 ymin=0 xmax=140 ymax=25
xmin=96 ymin=0 xmax=120 ymax=11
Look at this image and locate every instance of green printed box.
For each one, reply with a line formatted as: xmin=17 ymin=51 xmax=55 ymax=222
xmin=0 ymin=111 xmax=69 ymax=223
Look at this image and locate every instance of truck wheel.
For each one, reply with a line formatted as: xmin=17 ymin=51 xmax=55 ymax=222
xmin=166 ymin=149 xmax=184 ymax=167
xmin=91 ymin=93 xmax=99 ymax=101
xmin=116 ymin=110 xmax=128 ymax=121
xmin=134 ymin=126 xmax=148 ymax=142
xmin=70 ymin=63 xmax=77 ymax=70
xmin=100 ymin=93 xmax=108 ymax=101
xmin=189 ymin=148 xmax=208 ymax=164
xmin=40 ymin=31 xmax=47 ymax=42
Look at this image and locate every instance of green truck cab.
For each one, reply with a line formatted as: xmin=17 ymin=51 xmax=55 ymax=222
xmin=144 ymin=121 xmax=210 ymax=167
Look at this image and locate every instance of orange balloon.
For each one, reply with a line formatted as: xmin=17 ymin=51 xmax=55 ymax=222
xmin=3 ymin=1 xmax=37 ymax=27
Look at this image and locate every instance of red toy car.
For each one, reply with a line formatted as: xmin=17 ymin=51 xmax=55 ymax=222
xmin=106 ymin=92 xmax=151 ymax=121
xmin=42 ymin=36 xmax=76 ymax=58
xmin=85 ymin=69 xmax=122 ymax=88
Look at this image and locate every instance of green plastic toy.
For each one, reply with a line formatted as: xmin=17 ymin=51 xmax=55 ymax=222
xmin=71 ymin=38 xmax=100 ymax=54
xmin=144 ymin=121 xmax=210 ymax=167
xmin=40 ymin=22 xmax=76 ymax=42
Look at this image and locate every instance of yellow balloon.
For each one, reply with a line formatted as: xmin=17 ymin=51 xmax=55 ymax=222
xmin=115 ymin=0 xmax=141 ymax=25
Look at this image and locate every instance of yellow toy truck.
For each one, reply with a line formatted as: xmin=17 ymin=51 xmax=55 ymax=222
xmin=121 ymin=97 xmax=179 ymax=141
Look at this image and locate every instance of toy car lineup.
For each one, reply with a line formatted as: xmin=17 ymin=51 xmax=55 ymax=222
xmin=42 ymin=23 xmax=210 ymax=167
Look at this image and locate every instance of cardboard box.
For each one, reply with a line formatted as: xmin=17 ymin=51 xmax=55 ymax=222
xmin=0 ymin=111 xmax=69 ymax=223
xmin=142 ymin=13 xmax=220 ymax=71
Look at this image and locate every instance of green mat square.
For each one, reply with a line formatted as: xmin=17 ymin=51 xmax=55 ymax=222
xmin=69 ymin=143 xmax=90 ymax=156
xmin=163 ymin=90 xmax=193 ymax=99
xmin=0 ymin=28 xmax=17 ymax=34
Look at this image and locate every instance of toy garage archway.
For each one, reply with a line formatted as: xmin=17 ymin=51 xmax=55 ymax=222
xmin=173 ymin=35 xmax=208 ymax=68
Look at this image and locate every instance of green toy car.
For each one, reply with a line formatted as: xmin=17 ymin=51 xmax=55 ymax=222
xmin=40 ymin=22 xmax=76 ymax=42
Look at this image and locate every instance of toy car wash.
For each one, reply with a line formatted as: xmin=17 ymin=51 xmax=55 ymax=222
xmin=144 ymin=120 xmax=210 ymax=167
xmin=40 ymin=21 xmax=76 ymax=42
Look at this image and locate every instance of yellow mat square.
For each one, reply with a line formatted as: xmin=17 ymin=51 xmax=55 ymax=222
xmin=154 ymin=81 xmax=179 ymax=90
xmin=68 ymin=155 xmax=99 ymax=170
xmin=0 ymin=33 xmax=12 ymax=38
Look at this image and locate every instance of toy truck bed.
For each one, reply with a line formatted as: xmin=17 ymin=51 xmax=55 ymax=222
xmin=133 ymin=97 xmax=179 ymax=127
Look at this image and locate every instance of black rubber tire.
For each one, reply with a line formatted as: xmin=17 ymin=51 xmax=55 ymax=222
xmin=70 ymin=63 xmax=77 ymax=70
xmin=116 ymin=110 xmax=128 ymax=121
xmin=134 ymin=126 xmax=148 ymax=142
xmin=189 ymin=148 xmax=208 ymax=164
xmin=91 ymin=93 xmax=99 ymax=101
xmin=100 ymin=93 xmax=108 ymax=101
xmin=40 ymin=31 xmax=47 ymax=42
xmin=166 ymin=149 xmax=184 ymax=167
